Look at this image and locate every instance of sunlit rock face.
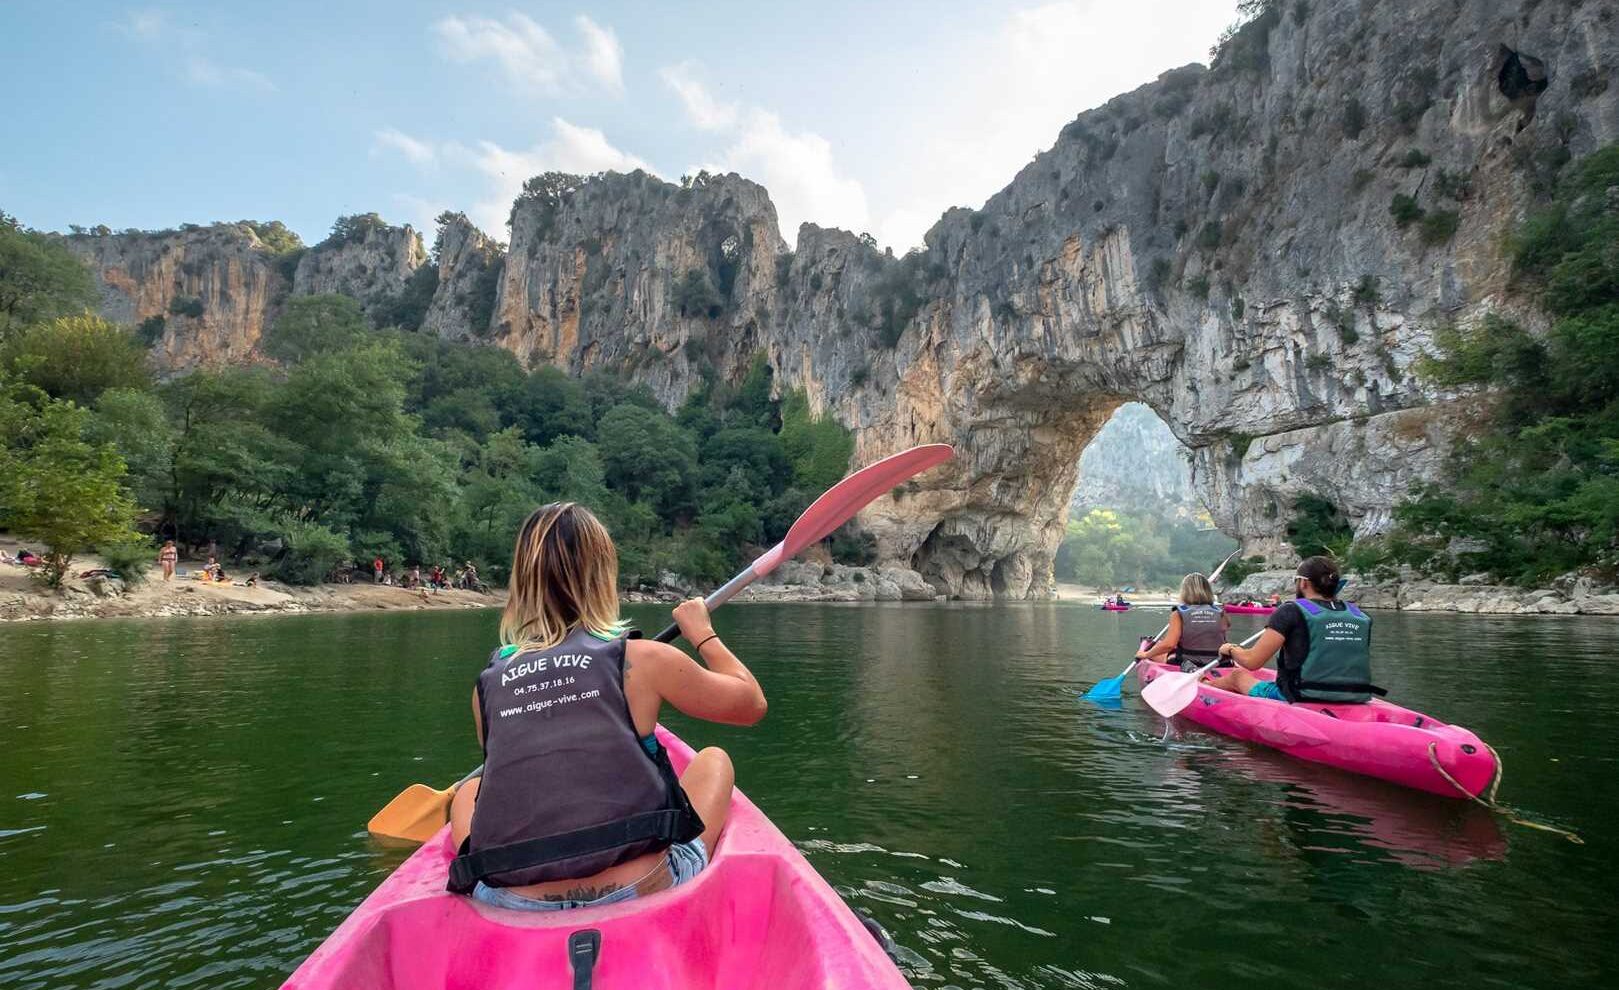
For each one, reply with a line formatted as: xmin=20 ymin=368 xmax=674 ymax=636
xmin=67 ymin=0 xmax=1616 ymax=597
xmin=292 ymin=222 xmax=428 ymax=323
xmin=64 ymin=223 xmax=288 ymax=370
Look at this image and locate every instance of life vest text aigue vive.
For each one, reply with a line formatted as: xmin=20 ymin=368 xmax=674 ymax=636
xmin=446 ymin=630 xmax=704 ymax=893
xmin=1282 ymin=599 xmax=1386 ymax=704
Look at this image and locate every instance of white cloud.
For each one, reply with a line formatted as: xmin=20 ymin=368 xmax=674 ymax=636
xmin=660 ymin=62 xmax=737 ymax=131
xmin=373 ymin=127 xmax=438 ymax=167
xmin=441 ymin=118 xmax=656 ymax=233
xmin=185 ymin=57 xmax=276 ymax=93
xmin=116 ymin=8 xmax=274 ymax=93
xmin=434 ymin=12 xmax=623 ymax=96
xmin=125 ymin=9 xmax=166 ymax=40
xmin=869 ymin=0 xmax=1236 ymax=249
xmin=573 ymin=15 xmax=624 ymax=95
xmin=661 ymin=67 xmax=867 ymax=244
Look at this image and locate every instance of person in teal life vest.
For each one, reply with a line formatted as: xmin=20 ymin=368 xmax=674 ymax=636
xmin=1204 ymin=556 xmax=1385 ymax=703
xmin=1135 ymin=572 xmax=1230 ymax=672
xmin=446 ymin=502 xmax=768 ymax=910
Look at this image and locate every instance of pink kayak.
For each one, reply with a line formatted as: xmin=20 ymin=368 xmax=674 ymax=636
xmin=1100 ymin=603 xmax=1131 ymax=611
xmin=1136 ymin=662 xmax=1498 ymax=799
xmin=1222 ymin=603 xmax=1276 ymax=615
xmin=283 ymin=728 xmax=910 ymax=989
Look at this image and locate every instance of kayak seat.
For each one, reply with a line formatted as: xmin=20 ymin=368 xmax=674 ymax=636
xmin=284 ymin=727 xmax=909 ymax=990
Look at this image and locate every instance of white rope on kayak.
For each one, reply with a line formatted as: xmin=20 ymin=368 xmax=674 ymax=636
xmin=1427 ymin=742 xmax=1583 ymax=844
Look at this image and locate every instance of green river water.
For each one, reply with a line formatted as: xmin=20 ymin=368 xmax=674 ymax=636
xmin=2 ymin=603 xmax=1616 ymax=989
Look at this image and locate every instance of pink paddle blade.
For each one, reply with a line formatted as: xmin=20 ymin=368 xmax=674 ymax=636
xmin=1142 ymin=660 xmax=1219 ymax=717
xmin=752 ymin=443 xmax=953 ymax=576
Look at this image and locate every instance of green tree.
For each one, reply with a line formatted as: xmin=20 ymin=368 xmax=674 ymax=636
xmin=778 ymin=390 xmax=854 ymax=491
xmin=0 ymin=213 xmax=97 ymax=339
xmin=597 ymin=403 xmax=698 ymax=516
xmin=0 ymin=381 xmax=140 ymax=586
xmin=0 ymin=313 xmax=150 ymax=404
xmin=262 ymin=295 xmax=369 ymax=363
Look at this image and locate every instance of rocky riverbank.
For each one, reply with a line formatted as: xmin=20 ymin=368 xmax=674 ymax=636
xmin=2 ymin=550 xmax=945 ymax=623
xmin=1227 ymin=570 xmax=1619 ymax=617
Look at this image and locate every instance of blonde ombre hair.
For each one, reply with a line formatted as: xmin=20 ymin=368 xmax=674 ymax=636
xmin=1178 ymin=572 xmax=1216 ymax=605
xmin=499 ymin=502 xmax=625 ymax=652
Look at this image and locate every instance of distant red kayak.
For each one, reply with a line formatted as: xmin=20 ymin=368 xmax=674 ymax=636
xmin=1100 ymin=603 xmax=1131 ymax=611
xmin=1223 ymin=603 xmax=1276 ymax=615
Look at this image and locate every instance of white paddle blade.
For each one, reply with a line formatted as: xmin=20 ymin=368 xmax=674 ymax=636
xmin=1141 ymin=660 xmax=1219 ymax=718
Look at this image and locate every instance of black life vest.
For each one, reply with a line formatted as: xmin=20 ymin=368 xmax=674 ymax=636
xmin=446 ymin=629 xmax=703 ymax=893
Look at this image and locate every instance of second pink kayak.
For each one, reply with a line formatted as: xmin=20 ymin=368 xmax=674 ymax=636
xmin=1137 ymin=661 xmax=1498 ymax=799
xmin=1222 ymin=603 xmax=1276 ymax=615
xmin=282 ymin=728 xmax=910 ymax=989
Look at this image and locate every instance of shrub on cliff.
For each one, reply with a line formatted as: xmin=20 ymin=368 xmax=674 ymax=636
xmin=1368 ymin=146 xmax=1619 ymax=583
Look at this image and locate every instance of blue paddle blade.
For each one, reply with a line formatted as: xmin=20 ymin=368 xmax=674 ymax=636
xmin=1081 ymin=675 xmax=1126 ymax=701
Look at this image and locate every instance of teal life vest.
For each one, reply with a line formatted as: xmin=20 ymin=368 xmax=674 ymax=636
xmin=1283 ymin=599 xmax=1385 ymax=703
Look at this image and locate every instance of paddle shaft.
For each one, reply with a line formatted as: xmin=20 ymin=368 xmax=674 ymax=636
xmin=650 ymin=565 xmax=759 ymax=643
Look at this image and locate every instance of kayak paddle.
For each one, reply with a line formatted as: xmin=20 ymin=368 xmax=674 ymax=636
xmin=1140 ymin=628 xmax=1265 ymax=717
xmin=650 ymin=442 xmax=955 ymax=643
xmin=367 ymin=767 xmax=483 ymax=844
xmin=366 ymin=442 xmax=955 ymax=842
xmin=1080 ymin=548 xmax=1243 ymax=702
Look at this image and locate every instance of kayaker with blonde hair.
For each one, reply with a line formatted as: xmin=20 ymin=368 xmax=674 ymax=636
xmin=447 ymin=501 xmax=767 ymax=910
xmin=1207 ymin=555 xmax=1385 ymax=703
xmin=1135 ymin=572 xmax=1230 ymax=671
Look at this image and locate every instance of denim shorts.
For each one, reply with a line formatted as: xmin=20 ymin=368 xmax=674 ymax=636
xmin=470 ymin=838 xmax=708 ymax=912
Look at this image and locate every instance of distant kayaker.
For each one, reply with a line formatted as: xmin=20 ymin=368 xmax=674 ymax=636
xmin=1135 ymin=572 xmax=1230 ymax=672
xmin=447 ymin=502 xmax=767 ymax=910
xmin=1206 ymin=556 xmax=1384 ymax=703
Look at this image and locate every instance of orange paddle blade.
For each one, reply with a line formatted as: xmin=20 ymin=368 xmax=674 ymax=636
xmin=367 ymin=783 xmax=455 ymax=843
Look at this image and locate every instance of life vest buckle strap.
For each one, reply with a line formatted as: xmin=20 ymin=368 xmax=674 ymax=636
xmin=447 ymin=809 xmax=688 ymax=894
xmin=1297 ymin=679 xmax=1388 ymax=697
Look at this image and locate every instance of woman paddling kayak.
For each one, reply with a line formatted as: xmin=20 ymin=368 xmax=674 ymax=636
xmin=1134 ymin=572 xmax=1230 ymax=672
xmin=446 ymin=501 xmax=767 ymax=909
xmin=1205 ymin=556 xmax=1385 ymax=703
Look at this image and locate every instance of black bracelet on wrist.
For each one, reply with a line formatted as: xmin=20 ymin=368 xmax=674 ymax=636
xmin=693 ymin=632 xmax=720 ymax=651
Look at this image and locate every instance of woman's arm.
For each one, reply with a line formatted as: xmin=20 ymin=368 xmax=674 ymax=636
xmin=1136 ymin=612 xmax=1181 ymax=660
xmin=1219 ymin=629 xmax=1284 ymax=670
xmin=470 ymin=685 xmax=484 ymax=744
xmin=626 ymin=599 xmax=767 ymax=726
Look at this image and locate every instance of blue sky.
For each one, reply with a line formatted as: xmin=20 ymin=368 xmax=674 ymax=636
xmin=1 ymin=1 xmax=1241 ymax=250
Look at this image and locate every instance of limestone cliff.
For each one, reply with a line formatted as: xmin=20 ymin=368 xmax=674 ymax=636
xmin=292 ymin=218 xmax=428 ymax=323
xmin=63 ymin=222 xmax=291 ymax=369
xmin=421 ymin=212 xmax=504 ymax=341
xmin=63 ymin=0 xmax=1619 ymax=598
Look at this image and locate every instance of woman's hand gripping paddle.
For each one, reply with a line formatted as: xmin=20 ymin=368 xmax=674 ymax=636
xmin=1140 ymin=628 xmax=1265 ymax=717
xmin=1080 ymin=549 xmax=1241 ymax=702
xmin=365 ymin=443 xmax=955 ymax=842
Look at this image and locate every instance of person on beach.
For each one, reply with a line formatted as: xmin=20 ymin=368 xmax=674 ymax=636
xmin=159 ymin=540 xmax=178 ymax=582
xmin=1204 ymin=556 xmax=1383 ymax=703
xmin=447 ymin=502 xmax=767 ymax=911
xmin=373 ymin=556 xmax=384 ymax=584
xmin=1135 ymin=572 xmax=1230 ymax=672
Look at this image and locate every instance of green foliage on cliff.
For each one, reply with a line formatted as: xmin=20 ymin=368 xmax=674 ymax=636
xmin=1364 ymin=146 xmax=1619 ymax=583
xmin=0 ymin=212 xmax=97 ymax=339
